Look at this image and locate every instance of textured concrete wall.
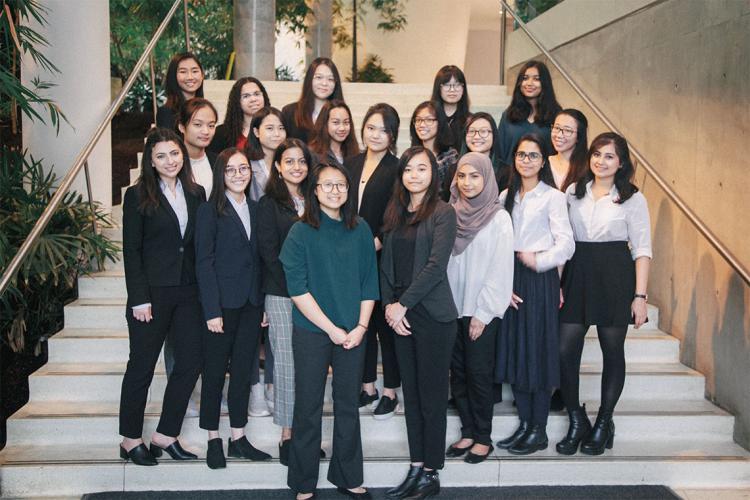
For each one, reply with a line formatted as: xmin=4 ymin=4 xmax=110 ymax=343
xmin=508 ymin=0 xmax=750 ymax=448
xmin=234 ymin=0 xmax=276 ymax=79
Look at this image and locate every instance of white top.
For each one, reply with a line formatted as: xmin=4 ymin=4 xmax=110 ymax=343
xmin=191 ymin=154 xmax=213 ymax=197
xmin=292 ymin=195 xmax=305 ymax=216
xmin=226 ymin=191 xmax=252 ymax=240
xmin=159 ymin=178 xmax=188 ymax=237
xmin=447 ymin=210 xmax=515 ymax=324
xmin=499 ymin=181 xmax=575 ymax=272
xmin=552 ymin=167 xmax=566 ymax=190
xmin=566 ymin=181 xmax=652 ymax=260
xmin=250 ymin=159 xmax=270 ymax=202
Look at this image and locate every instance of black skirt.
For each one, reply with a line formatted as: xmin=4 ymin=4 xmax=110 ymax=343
xmin=560 ymin=241 xmax=635 ymax=327
xmin=495 ymin=257 xmax=560 ymax=392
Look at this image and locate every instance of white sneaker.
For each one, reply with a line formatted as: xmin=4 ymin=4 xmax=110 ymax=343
xmin=265 ymin=385 xmax=275 ymax=412
xmin=248 ymin=383 xmax=271 ymax=417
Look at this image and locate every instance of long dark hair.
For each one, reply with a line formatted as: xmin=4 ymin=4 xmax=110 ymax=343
xmin=575 ymin=132 xmax=638 ymax=204
xmin=430 ymin=65 xmax=471 ymax=123
xmin=223 ymin=77 xmax=271 ymax=145
xmin=382 ymin=146 xmax=441 ymax=233
xmin=362 ymin=103 xmax=400 ymax=155
xmin=177 ymin=98 xmax=218 ymax=139
xmin=164 ymin=53 xmax=204 ymax=111
xmin=209 ymin=147 xmax=252 ymax=216
xmin=554 ymin=108 xmax=589 ymax=192
xmin=461 ymin=112 xmax=507 ymax=188
xmin=246 ymin=106 xmax=285 ymax=161
xmin=309 ymin=99 xmax=360 ymax=161
xmin=503 ymin=133 xmax=555 ymax=215
xmin=265 ymin=138 xmax=312 ymax=211
xmin=136 ymin=128 xmax=201 ymax=214
xmin=409 ymin=100 xmax=454 ymax=153
xmin=301 ymin=162 xmax=358 ymax=230
xmin=506 ymin=60 xmax=561 ymax=126
xmin=294 ymin=58 xmax=344 ymax=133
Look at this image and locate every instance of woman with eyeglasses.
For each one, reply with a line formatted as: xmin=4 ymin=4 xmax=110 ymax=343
xmin=157 ymin=52 xmax=205 ymax=129
xmin=209 ymin=77 xmax=271 ymax=154
xmin=282 ymin=57 xmax=345 ymax=142
xmin=431 ymin=65 xmax=472 ymax=150
xmin=280 ymin=162 xmax=379 ymax=500
xmin=549 ymin=109 xmax=589 ymax=192
xmin=495 ymin=133 xmax=574 ymax=456
xmin=461 ymin=112 xmax=508 ymax=191
xmin=345 ymin=103 xmax=403 ymax=420
xmin=194 ymin=148 xmax=272 ymax=469
xmin=410 ymin=100 xmax=458 ymax=201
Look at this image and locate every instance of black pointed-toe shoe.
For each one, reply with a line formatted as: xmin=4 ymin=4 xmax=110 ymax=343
xmin=120 ymin=444 xmax=158 ymax=466
xmin=228 ymin=436 xmax=272 ymax=461
xmin=149 ymin=440 xmax=198 ymax=460
xmin=445 ymin=443 xmax=472 ymax=458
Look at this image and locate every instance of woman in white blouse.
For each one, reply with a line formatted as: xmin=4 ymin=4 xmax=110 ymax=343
xmin=557 ymin=132 xmax=651 ymax=456
xmin=495 ymin=133 xmax=575 ymax=455
xmin=446 ymin=153 xmax=514 ymax=464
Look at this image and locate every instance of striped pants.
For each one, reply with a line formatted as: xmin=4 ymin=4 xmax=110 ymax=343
xmin=265 ymin=294 xmax=295 ymax=427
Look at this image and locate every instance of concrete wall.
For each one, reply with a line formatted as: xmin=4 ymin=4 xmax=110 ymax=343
xmin=508 ymin=0 xmax=750 ymax=448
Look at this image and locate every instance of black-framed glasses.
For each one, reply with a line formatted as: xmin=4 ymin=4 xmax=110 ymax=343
xmin=414 ymin=117 xmax=437 ymax=126
xmin=440 ymin=83 xmax=464 ymax=91
xmin=225 ymin=165 xmax=251 ymax=177
xmin=515 ymin=151 xmax=542 ymax=162
xmin=317 ymin=182 xmax=348 ymax=193
xmin=551 ymin=125 xmax=577 ymax=138
xmin=466 ymin=128 xmax=492 ymax=139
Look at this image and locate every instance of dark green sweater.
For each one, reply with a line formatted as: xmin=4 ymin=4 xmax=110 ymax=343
xmin=280 ymin=212 xmax=379 ymax=333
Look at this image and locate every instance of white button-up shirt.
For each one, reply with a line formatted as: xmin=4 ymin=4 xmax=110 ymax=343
xmin=226 ymin=192 xmax=252 ymax=240
xmin=160 ymin=178 xmax=188 ymax=237
xmin=566 ymin=181 xmax=652 ymax=260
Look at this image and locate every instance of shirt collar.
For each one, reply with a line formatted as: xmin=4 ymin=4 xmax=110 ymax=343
xmin=159 ymin=177 xmax=182 ymax=193
xmin=226 ymin=191 xmax=247 ymax=211
xmin=514 ymin=180 xmax=548 ymax=203
xmin=585 ymin=180 xmax=618 ymax=198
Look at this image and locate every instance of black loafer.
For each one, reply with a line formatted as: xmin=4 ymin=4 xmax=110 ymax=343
xmin=373 ymin=394 xmax=398 ymax=420
xmin=120 ymin=443 xmax=158 ymax=466
xmin=228 ymin=436 xmax=271 ymax=461
xmin=445 ymin=443 xmax=472 ymax=458
xmin=464 ymin=444 xmax=494 ymax=464
xmin=149 ymin=440 xmax=197 ymax=460
xmin=336 ymin=486 xmax=372 ymax=499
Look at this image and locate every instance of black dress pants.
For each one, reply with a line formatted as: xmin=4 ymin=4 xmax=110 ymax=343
xmin=512 ymin=386 xmax=551 ymax=426
xmin=450 ymin=316 xmax=499 ymax=446
xmin=288 ymin=325 xmax=366 ymax=494
xmin=394 ymin=306 xmax=456 ymax=470
xmin=362 ymin=303 xmax=401 ymax=389
xmin=119 ymin=285 xmax=203 ymax=439
xmin=199 ymin=301 xmax=263 ymax=430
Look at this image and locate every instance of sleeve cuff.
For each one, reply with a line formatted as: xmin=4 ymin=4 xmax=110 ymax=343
xmin=632 ymin=248 xmax=653 ymax=260
xmin=474 ymin=308 xmax=495 ymax=325
xmin=132 ymin=303 xmax=151 ymax=311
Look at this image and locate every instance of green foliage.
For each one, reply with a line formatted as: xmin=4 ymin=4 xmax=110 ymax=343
xmin=276 ymin=0 xmax=312 ymax=36
xmin=0 ymin=147 xmax=120 ymax=354
xmin=514 ymin=0 xmax=562 ymax=23
xmin=348 ymin=54 xmax=394 ymax=83
xmin=275 ymin=64 xmax=298 ymax=82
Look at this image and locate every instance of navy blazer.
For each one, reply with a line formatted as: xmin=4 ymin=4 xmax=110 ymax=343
xmin=194 ymin=196 xmax=263 ymax=321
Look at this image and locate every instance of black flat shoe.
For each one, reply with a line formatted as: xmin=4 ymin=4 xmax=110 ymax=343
xmin=295 ymin=493 xmax=317 ymax=500
xmin=120 ymin=444 xmax=158 ymax=466
xmin=149 ymin=440 xmax=197 ymax=460
xmin=464 ymin=444 xmax=494 ymax=464
xmin=228 ymin=435 xmax=272 ymax=461
xmin=336 ymin=486 xmax=372 ymax=499
xmin=403 ymin=470 xmax=439 ymax=499
xmin=206 ymin=438 xmax=226 ymax=469
xmin=386 ymin=465 xmax=422 ymax=498
xmin=445 ymin=443 xmax=472 ymax=458
xmin=496 ymin=421 xmax=529 ymax=449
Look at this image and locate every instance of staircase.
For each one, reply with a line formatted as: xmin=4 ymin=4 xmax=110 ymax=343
xmin=2 ymin=82 xmax=750 ymax=497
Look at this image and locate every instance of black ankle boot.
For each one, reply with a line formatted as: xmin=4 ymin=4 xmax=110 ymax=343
xmin=403 ymin=470 xmax=439 ymax=499
xmin=556 ymin=404 xmax=593 ymax=455
xmin=496 ymin=421 xmax=529 ymax=449
xmin=206 ymin=438 xmax=226 ymax=469
xmin=580 ymin=411 xmax=615 ymax=455
xmin=386 ymin=465 xmax=422 ymax=498
xmin=508 ymin=424 xmax=548 ymax=455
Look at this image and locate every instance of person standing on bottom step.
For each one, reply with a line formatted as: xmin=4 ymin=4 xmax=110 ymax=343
xmin=495 ymin=134 xmax=574 ymax=456
xmin=281 ymin=162 xmax=379 ymax=500
xmin=380 ymin=146 xmax=458 ymax=499
xmin=557 ymin=132 xmax=652 ymax=456
xmin=445 ymin=153 xmax=514 ymax=465
xmin=194 ymin=148 xmax=272 ymax=469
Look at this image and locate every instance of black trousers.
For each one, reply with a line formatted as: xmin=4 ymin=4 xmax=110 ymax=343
xmin=362 ymin=303 xmax=401 ymax=388
xmin=119 ymin=285 xmax=203 ymax=439
xmin=512 ymin=386 xmax=551 ymax=426
xmin=199 ymin=301 xmax=263 ymax=430
xmin=450 ymin=316 xmax=499 ymax=446
xmin=394 ymin=306 xmax=456 ymax=470
xmin=288 ymin=325 xmax=366 ymax=493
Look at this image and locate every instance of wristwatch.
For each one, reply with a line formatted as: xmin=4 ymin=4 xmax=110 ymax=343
xmin=634 ymin=293 xmax=648 ymax=300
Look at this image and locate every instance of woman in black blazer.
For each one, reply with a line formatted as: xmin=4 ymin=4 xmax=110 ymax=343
xmin=119 ymin=128 xmax=206 ymax=466
xmin=194 ymin=147 xmax=272 ymax=469
xmin=380 ymin=146 xmax=458 ymax=499
xmin=344 ymin=103 xmax=402 ymax=419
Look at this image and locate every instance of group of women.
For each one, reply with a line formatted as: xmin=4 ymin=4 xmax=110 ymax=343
xmin=118 ymin=52 xmax=652 ymax=500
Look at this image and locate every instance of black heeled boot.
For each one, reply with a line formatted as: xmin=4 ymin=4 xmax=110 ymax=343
xmin=508 ymin=424 xmax=548 ymax=455
xmin=403 ymin=469 xmax=439 ymax=499
xmin=386 ymin=465 xmax=423 ymax=498
xmin=556 ymin=404 xmax=593 ymax=455
xmin=496 ymin=421 xmax=529 ymax=450
xmin=206 ymin=438 xmax=226 ymax=469
xmin=580 ymin=411 xmax=615 ymax=455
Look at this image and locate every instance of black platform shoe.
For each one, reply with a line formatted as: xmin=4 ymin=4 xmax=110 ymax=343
xmin=386 ymin=465 xmax=422 ymax=498
xmin=580 ymin=411 xmax=615 ymax=455
xmin=149 ymin=440 xmax=197 ymax=460
xmin=556 ymin=404 xmax=593 ymax=455
xmin=206 ymin=438 xmax=226 ymax=469
xmin=119 ymin=443 xmax=158 ymax=466
xmin=403 ymin=469 xmax=439 ymax=499
xmin=496 ymin=421 xmax=529 ymax=450
xmin=228 ymin=435 xmax=272 ymax=461
xmin=508 ymin=424 xmax=548 ymax=455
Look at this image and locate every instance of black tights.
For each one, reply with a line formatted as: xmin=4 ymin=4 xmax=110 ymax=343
xmin=559 ymin=323 xmax=627 ymax=415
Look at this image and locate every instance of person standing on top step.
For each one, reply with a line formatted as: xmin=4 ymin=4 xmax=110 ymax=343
xmin=309 ymin=99 xmax=360 ymax=168
xmin=194 ymin=147 xmax=272 ymax=469
xmin=156 ymin=53 xmax=204 ymax=129
xmin=119 ymin=128 xmax=205 ymax=466
xmin=208 ymin=76 xmax=271 ymax=154
xmin=431 ymin=65 xmax=472 ymax=152
xmin=410 ymin=100 xmax=458 ymax=201
xmin=557 ymin=132 xmax=652 ymax=456
xmin=345 ymin=103 xmax=403 ymax=420
xmin=282 ymin=57 xmax=345 ymax=142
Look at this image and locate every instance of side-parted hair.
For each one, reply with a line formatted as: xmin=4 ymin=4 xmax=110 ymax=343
xmin=209 ymin=147 xmax=252 ymax=216
xmin=301 ymin=162 xmax=358 ymax=230
xmin=409 ymin=100 xmax=454 ymax=153
xmin=461 ymin=112 xmax=507 ymax=187
xmin=265 ymin=138 xmax=312 ymax=211
xmin=223 ymin=77 xmax=271 ymax=145
xmin=294 ymin=58 xmax=345 ymax=133
xmin=555 ymin=108 xmax=589 ymax=192
xmin=177 ymin=97 xmax=218 ymax=130
xmin=164 ymin=53 xmax=204 ymax=111
xmin=137 ymin=128 xmax=201 ymax=214
xmin=575 ymin=132 xmax=638 ymax=204
xmin=362 ymin=103 xmax=400 ymax=155
xmin=382 ymin=146 xmax=441 ymax=233
xmin=246 ymin=106 xmax=285 ymax=161
xmin=430 ymin=65 xmax=471 ymax=124
xmin=506 ymin=60 xmax=561 ymax=126
xmin=503 ymin=133 xmax=555 ymax=215
xmin=309 ymin=99 xmax=360 ymax=160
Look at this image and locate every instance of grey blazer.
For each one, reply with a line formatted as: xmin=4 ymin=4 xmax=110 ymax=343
xmin=380 ymin=200 xmax=458 ymax=323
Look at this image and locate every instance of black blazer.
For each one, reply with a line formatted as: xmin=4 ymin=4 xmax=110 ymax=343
xmin=345 ymin=151 xmax=399 ymax=240
xmin=194 ymin=197 xmax=263 ymax=320
xmin=257 ymin=195 xmax=300 ymax=297
xmin=281 ymin=102 xmax=313 ymax=142
xmin=156 ymin=105 xmax=176 ymax=130
xmin=122 ymin=183 xmax=205 ymax=307
xmin=380 ymin=201 xmax=458 ymax=322
xmin=207 ymin=124 xmax=235 ymax=155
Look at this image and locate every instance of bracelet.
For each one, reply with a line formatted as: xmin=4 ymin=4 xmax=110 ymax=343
xmin=634 ymin=293 xmax=648 ymax=300
xmin=357 ymin=323 xmax=369 ymax=330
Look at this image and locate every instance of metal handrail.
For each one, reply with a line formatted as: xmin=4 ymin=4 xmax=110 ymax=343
xmin=0 ymin=0 xmax=187 ymax=297
xmin=498 ymin=0 xmax=750 ymax=286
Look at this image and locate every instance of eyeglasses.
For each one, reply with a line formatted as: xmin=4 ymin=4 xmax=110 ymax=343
xmin=551 ymin=125 xmax=577 ymax=138
xmin=440 ymin=83 xmax=464 ymax=91
xmin=515 ymin=151 xmax=542 ymax=162
xmin=317 ymin=182 xmax=348 ymax=193
xmin=466 ymin=128 xmax=492 ymax=139
xmin=225 ymin=165 xmax=251 ymax=177
xmin=414 ymin=117 xmax=437 ymax=126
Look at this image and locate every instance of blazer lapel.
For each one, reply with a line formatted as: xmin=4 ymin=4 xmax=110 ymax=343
xmin=226 ymin=196 xmax=250 ymax=242
xmin=158 ymin=191 xmax=182 ymax=239
xmin=183 ymin=190 xmax=201 ymax=242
